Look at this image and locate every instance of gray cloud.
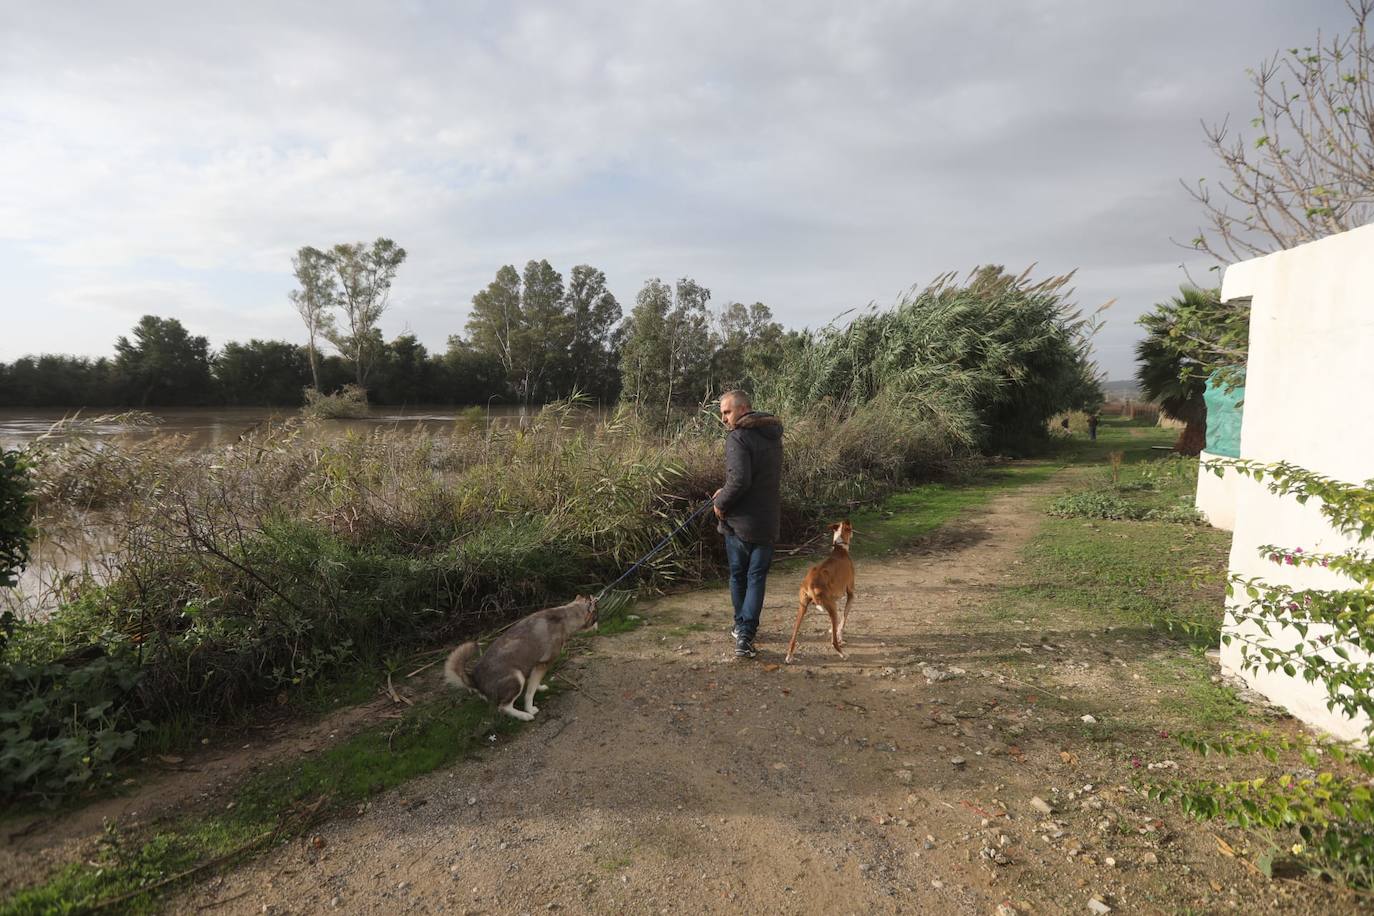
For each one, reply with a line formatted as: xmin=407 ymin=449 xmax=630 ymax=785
xmin=0 ymin=0 xmax=1356 ymax=378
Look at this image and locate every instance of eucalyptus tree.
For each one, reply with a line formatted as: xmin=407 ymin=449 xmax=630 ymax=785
xmin=618 ymin=279 xmax=669 ymax=408
xmin=289 ymin=246 xmax=337 ymax=390
xmin=519 ymin=259 xmax=570 ymax=405
xmin=713 ymin=300 xmax=785 ymax=391
xmin=564 ymin=265 xmax=622 ymax=401
xmin=618 ymin=277 xmax=713 ymax=422
xmin=465 ymin=264 xmax=524 ymax=396
xmin=320 ymin=238 xmax=408 ymax=389
xmin=465 ymin=262 xmax=569 ymax=408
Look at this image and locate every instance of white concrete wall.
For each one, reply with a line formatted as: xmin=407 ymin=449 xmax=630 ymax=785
xmin=1194 ymin=451 xmax=1239 ymax=531
xmin=1217 ymin=223 xmax=1374 ymax=741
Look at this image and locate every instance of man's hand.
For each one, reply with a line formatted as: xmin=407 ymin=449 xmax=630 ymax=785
xmin=711 ymin=488 xmax=725 ymax=519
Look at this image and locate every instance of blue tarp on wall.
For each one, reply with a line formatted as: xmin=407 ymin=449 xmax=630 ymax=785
xmin=1204 ymin=371 xmax=1245 ymax=457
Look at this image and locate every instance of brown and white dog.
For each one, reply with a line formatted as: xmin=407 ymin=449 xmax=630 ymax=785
xmin=786 ymin=521 xmax=855 ymax=664
xmin=444 ymin=596 xmax=598 ymax=720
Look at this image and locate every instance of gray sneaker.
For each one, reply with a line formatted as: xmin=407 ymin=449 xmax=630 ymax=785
xmin=735 ymin=636 xmax=757 ymax=659
xmin=730 ymin=626 xmax=740 ymax=642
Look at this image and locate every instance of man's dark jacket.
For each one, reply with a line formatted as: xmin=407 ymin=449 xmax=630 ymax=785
xmin=714 ymin=411 xmax=784 ymax=545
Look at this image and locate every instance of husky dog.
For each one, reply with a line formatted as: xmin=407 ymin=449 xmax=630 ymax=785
xmin=444 ymin=596 xmax=598 ymax=720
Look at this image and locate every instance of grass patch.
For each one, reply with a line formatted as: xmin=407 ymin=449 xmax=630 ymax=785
xmin=973 ymin=420 xmax=1241 ymax=738
xmin=853 ymin=462 xmax=1061 ymax=555
xmin=1143 ymin=657 xmax=1252 ymax=728
xmin=1047 ymin=415 xmax=1178 ymax=465
xmin=1011 ymin=511 xmax=1228 ymax=643
xmin=1002 ymin=436 xmax=1229 ymax=642
xmin=852 ymin=416 xmax=1183 ymax=558
xmin=591 ymin=609 xmax=648 ymax=637
xmin=0 ymin=691 xmax=518 ymax=915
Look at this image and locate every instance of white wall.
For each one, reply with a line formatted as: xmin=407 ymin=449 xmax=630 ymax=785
xmin=1194 ymin=451 xmax=1239 ymax=531
xmin=1217 ymin=223 xmax=1374 ymax=741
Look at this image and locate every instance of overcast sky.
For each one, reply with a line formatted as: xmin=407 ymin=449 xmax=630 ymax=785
xmin=0 ymin=1 xmax=1355 ymax=379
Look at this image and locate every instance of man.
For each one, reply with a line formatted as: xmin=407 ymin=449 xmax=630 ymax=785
xmin=713 ymin=390 xmax=784 ymax=659
xmin=1087 ymin=412 xmax=1099 ymax=441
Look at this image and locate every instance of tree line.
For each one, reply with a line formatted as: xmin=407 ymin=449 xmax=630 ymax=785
xmin=0 ymin=240 xmax=789 ymax=410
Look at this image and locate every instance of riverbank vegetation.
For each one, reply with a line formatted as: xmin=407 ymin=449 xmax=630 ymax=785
xmin=1 ymin=265 xmax=1102 ymax=804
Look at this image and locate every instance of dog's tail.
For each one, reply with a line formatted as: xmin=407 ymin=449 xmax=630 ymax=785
xmin=444 ymin=642 xmax=480 ymax=691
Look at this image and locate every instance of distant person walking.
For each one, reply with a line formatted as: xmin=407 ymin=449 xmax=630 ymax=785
xmin=1087 ymin=413 xmax=1099 ymax=441
xmin=712 ymin=390 xmax=784 ymax=659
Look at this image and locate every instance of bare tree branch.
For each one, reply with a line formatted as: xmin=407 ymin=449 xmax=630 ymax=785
xmin=1182 ymin=0 xmax=1374 ymax=262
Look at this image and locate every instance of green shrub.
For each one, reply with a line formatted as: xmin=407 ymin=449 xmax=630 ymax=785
xmin=1048 ymin=489 xmax=1203 ymax=524
xmin=302 ymin=383 xmax=369 ymax=419
xmin=1 ymin=448 xmax=35 ymax=590
xmin=756 ymin=266 xmax=1102 ymax=455
xmin=0 ymin=635 xmax=144 ymax=801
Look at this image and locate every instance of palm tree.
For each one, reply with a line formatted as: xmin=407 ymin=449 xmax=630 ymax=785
xmin=1135 ymin=286 xmax=1216 ymax=456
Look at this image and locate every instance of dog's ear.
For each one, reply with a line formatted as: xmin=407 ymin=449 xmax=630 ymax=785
xmin=828 ymin=522 xmax=840 ymax=531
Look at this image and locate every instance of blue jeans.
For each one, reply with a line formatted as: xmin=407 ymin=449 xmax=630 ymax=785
xmin=725 ymin=534 xmax=774 ymax=640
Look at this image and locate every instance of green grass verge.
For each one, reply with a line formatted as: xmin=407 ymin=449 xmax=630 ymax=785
xmin=847 ymin=462 xmax=1061 ymax=556
xmin=1047 ymin=414 xmax=1179 ymax=465
xmin=0 ymin=678 xmax=546 ymax=915
xmin=981 ymin=422 xmax=1241 ymax=732
xmin=997 ymin=453 xmax=1229 ymax=642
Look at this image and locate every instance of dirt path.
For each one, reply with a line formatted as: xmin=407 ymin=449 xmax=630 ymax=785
xmin=151 ymin=475 xmax=1355 ymax=916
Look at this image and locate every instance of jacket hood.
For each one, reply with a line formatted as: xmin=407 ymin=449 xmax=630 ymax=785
xmin=734 ymin=411 xmax=783 ymax=439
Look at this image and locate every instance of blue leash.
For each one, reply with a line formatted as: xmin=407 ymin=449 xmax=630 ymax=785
xmin=596 ymin=497 xmax=716 ymax=600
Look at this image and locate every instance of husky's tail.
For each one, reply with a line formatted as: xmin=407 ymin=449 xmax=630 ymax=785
xmin=444 ymin=642 xmax=480 ymax=691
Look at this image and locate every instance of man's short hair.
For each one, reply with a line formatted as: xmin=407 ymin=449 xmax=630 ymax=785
xmin=721 ymin=389 xmax=752 ymax=409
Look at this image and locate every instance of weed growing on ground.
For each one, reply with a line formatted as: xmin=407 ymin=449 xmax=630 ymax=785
xmin=1048 ymin=455 xmax=1205 ymax=524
